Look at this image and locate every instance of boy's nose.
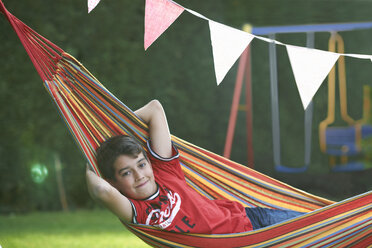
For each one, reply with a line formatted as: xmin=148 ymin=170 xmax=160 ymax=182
xmin=134 ymin=170 xmax=144 ymax=181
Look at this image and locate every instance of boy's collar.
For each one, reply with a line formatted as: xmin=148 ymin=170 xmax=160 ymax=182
xmin=142 ymin=183 xmax=159 ymax=201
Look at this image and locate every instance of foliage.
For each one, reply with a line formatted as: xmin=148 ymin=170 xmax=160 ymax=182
xmin=1 ymin=0 xmax=372 ymax=212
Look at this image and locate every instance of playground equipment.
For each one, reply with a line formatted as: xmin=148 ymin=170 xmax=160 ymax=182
xmin=319 ymin=32 xmax=372 ymax=172
xmin=267 ymin=31 xmax=314 ymax=173
xmin=224 ymin=22 xmax=372 ymax=173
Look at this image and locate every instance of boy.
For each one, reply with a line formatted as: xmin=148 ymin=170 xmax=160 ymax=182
xmin=86 ymin=100 xmax=302 ymax=233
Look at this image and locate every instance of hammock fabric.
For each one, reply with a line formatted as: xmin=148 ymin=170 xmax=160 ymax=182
xmin=1 ymin=2 xmax=372 ymax=247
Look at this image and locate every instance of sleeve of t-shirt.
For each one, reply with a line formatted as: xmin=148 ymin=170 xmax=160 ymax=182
xmin=146 ymin=140 xmax=185 ymax=180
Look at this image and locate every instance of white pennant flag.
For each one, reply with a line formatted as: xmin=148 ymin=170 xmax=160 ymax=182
xmin=88 ymin=0 xmax=101 ymax=13
xmin=209 ymin=21 xmax=254 ymax=85
xmin=286 ymin=45 xmax=340 ymax=109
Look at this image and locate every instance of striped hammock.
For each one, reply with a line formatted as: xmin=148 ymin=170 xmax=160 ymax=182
xmin=1 ymin=2 xmax=372 ymax=247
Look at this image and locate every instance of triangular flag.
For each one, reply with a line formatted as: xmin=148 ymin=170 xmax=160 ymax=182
xmin=144 ymin=0 xmax=184 ymax=50
xmin=286 ymin=45 xmax=340 ymax=109
xmin=88 ymin=0 xmax=101 ymax=13
xmin=209 ymin=21 xmax=254 ymax=85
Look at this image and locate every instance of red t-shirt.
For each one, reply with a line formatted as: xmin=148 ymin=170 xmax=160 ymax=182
xmin=129 ymin=143 xmax=252 ymax=234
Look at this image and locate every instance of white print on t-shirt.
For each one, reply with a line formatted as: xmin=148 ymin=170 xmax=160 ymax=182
xmin=145 ymin=191 xmax=181 ymax=229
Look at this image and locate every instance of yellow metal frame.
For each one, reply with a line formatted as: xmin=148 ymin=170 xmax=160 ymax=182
xmin=319 ymin=32 xmax=371 ymax=159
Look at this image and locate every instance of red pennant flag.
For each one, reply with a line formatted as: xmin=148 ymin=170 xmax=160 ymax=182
xmin=144 ymin=0 xmax=184 ymax=50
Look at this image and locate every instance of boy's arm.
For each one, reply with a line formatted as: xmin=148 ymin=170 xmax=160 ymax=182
xmin=86 ymin=166 xmax=133 ymax=222
xmin=135 ymin=100 xmax=172 ymax=158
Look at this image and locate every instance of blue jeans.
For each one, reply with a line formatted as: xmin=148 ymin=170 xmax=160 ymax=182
xmin=245 ymin=207 xmax=304 ymax=230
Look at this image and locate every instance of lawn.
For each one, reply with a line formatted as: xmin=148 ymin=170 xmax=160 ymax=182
xmin=0 ymin=209 xmax=150 ymax=248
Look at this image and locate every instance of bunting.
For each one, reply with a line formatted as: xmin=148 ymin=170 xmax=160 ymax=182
xmin=88 ymin=0 xmax=100 ymax=13
xmin=144 ymin=0 xmax=184 ymax=50
xmin=209 ymin=21 xmax=254 ymax=85
xmin=286 ymin=45 xmax=340 ymax=109
xmin=89 ymin=0 xmax=372 ymax=109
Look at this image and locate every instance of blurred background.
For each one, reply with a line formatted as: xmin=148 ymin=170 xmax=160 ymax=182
xmin=1 ymin=0 xmax=372 ymax=216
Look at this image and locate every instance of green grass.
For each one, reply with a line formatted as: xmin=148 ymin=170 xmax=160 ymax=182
xmin=0 ymin=209 xmax=150 ymax=248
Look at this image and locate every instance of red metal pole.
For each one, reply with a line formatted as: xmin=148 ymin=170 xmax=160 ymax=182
xmin=223 ymin=47 xmax=249 ymax=158
xmin=244 ymin=46 xmax=254 ymax=168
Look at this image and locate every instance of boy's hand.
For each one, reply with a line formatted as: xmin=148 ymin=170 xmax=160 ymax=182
xmin=85 ymin=163 xmax=134 ymax=222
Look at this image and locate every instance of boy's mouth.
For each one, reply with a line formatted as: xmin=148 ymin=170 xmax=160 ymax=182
xmin=135 ymin=180 xmax=148 ymax=188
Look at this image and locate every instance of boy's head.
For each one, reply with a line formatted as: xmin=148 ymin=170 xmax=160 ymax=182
xmin=96 ymin=135 xmax=156 ymax=200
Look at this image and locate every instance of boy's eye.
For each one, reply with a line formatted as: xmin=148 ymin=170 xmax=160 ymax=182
xmin=122 ymin=171 xmax=131 ymax=177
xmin=139 ymin=162 xmax=146 ymax=168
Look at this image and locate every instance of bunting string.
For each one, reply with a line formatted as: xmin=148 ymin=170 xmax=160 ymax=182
xmin=88 ymin=0 xmax=372 ymax=109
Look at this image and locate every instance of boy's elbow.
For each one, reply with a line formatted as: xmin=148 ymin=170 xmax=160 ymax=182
xmin=149 ymin=99 xmax=163 ymax=110
xmin=150 ymin=99 xmax=166 ymax=118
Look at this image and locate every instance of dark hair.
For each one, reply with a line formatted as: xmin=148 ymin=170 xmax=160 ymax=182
xmin=96 ymin=135 xmax=147 ymax=180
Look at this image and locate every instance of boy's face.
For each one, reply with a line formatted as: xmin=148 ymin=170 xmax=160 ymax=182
xmin=110 ymin=153 xmax=157 ymax=200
